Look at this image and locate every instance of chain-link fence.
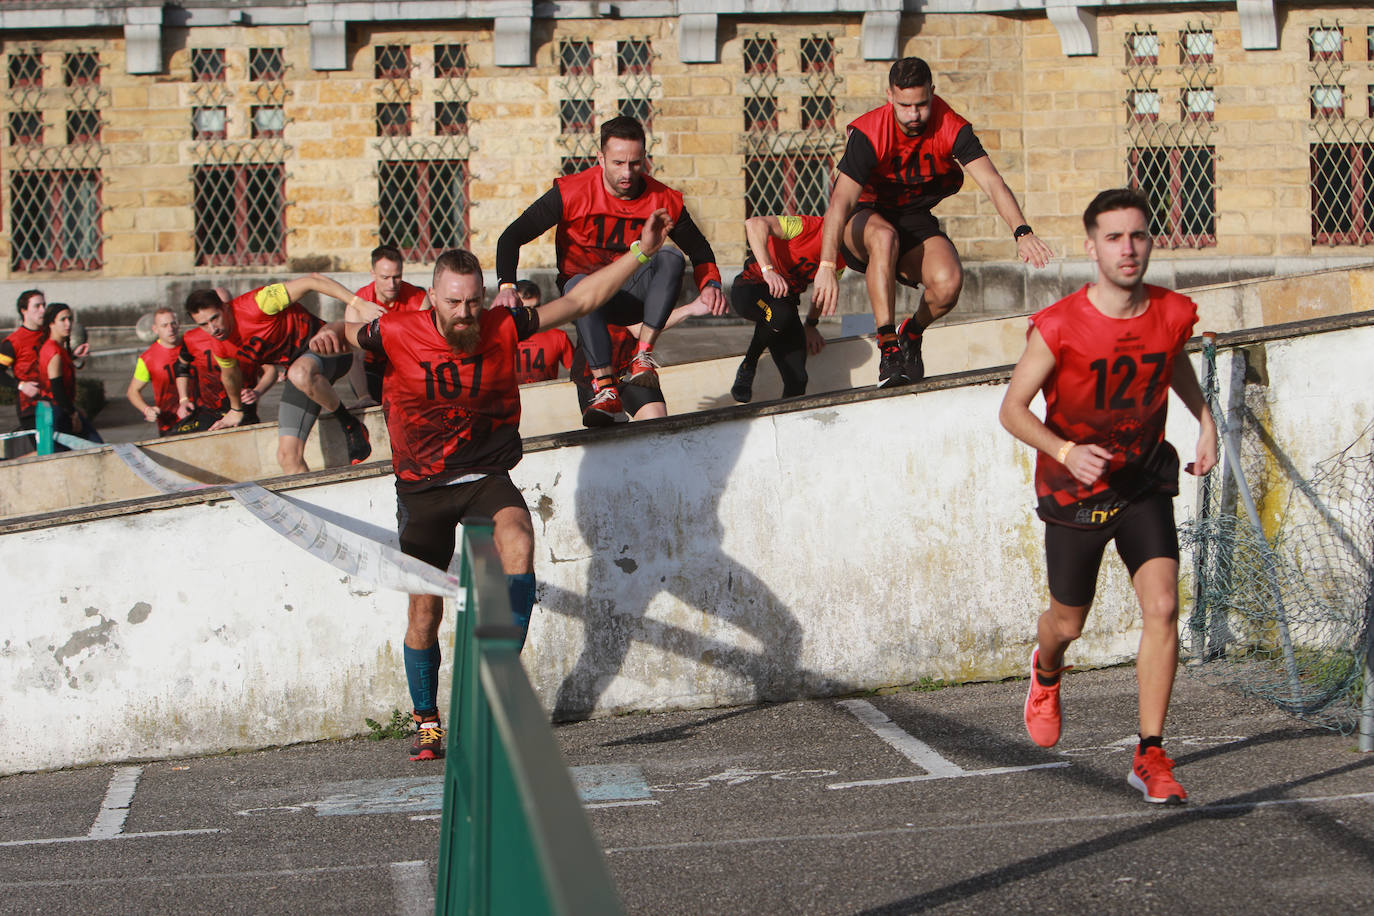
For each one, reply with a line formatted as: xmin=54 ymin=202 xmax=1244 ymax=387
xmin=742 ymin=33 xmax=843 ymax=219
xmin=1307 ymin=21 xmax=1374 ymax=246
xmin=6 ymin=46 xmax=106 ymax=272
xmin=1123 ymin=22 xmax=1217 ymax=248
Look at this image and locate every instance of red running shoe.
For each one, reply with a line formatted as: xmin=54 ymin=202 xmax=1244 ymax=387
xmin=1024 ymin=647 xmax=1070 ymax=748
xmin=582 ymin=384 xmax=624 ymax=428
xmin=624 ymin=348 xmax=662 ymax=388
xmin=1128 ymin=745 xmax=1187 ymax=804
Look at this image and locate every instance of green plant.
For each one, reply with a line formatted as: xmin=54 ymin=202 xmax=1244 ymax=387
xmin=365 ymin=708 xmax=411 ymax=740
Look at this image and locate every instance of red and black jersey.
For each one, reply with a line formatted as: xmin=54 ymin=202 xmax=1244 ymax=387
xmin=738 ymin=215 xmax=843 ymax=296
xmin=133 ymin=341 xmax=183 ymax=431
xmin=570 ymin=324 xmax=637 ymax=390
xmin=38 ymin=339 xmax=76 ymax=412
xmin=208 ymin=284 xmax=321 ymax=369
xmin=838 ymin=96 xmax=986 ymax=214
xmin=0 ymin=325 xmax=45 ymax=416
xmin=356 ymin=279 xmax=428 ymax=374
xmin=496 ymin=167 xmax=722 ymax=293
xmin=514 ymin=329 xmax=573 ymax=384
xmin=358 ymin=306 xmax=540 ymax=490
xmin=1030 ymin=284 xmax=1199 ymax=527
xmin=180 ymin=326 xmax=263 ymax=412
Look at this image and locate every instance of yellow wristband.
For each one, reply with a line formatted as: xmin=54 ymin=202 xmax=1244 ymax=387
xmin=818 ymin=260 xmax=836 ymax=271
xmin=498 ymin=282 xmax=516 ymax=291
xmin=761 ymin=264 xmax=776 ymax=273
xmin=179 ymin=397 xmax=192 ymax=404
xmin=630 ymin=240 xmax=651 ymax=264
xmin=1056 ymin=441 xmax=1075 ymax=464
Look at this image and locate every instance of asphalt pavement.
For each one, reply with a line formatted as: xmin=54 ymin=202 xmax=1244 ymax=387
xmin=2 ymin=664 xmax=1371 ymax=915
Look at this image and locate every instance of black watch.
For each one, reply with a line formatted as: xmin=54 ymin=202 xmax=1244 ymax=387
xmin=805 ymin=317 xmax=819 ymax=328
xmin=1013 ymin=224 xmax=1034 ymax=240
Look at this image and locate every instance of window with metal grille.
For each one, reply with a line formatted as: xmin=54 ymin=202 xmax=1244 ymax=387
xmin=435 ymin=101 xmax=467 ymax=136
xmin=249 ymin=48 xmax=284 ymax=82
xmin=801 ymin=96 xmax=833 ymax=131
xmin=1312 ymin=85 xmax=1345 ymax=119
xmin=376 ymin=102 xmax=411 ymax=137
xmin=1129 ymin=146 xmax=1216 ymax=247
xmin=1311 ymin=143 xmax=1374 ymax=245
xmin=1182 ymin=88 xmax=1215 ymax=121
xmin=9 ymin=51 xmax=42 ymax=88
xmin=745 ymin=155 xmax=831 ymax=219
xmin=192 ymin=163 xmax=286 ymax=266
xmin=1181 ymin=29 xmax=1214 ymax=64
xmin=560 ymin=40 xmax=593 ymax=76
xmin=9 ymin=110 xmax=42 ymax=145
xmin=744 ymin=38 xmax=777 ymax=74
xmin=618 ymin=97 xmax=650 ymax=124
xmin=561 ymin=98 xmax=594 ymax=135
xmin=1127 ymin=31 xmax=1159 ymax=66
xmin=191 ymin=48 xmax=225 ymax=82
xmin=63 ymin=51 xmax=98 ymax=87
xmin=10 ymin=169 xmax=103 ymax=272
xmin=800 ymin=37 xmax=834 ymax=72
xmin=1369 ymin=85 xmax=1374 ymax=119
xmin=1310 ymin=26 xmax=1343 ymax=61
xmin=618 ymin=39 xmax=650 ymax=76
xmin=192 ymin=106 xmax=226 ymax=140
xmin=435 ymin=44 xmax=467 ymax=78
xmin=378 ymin=160 xmax=468 ymax=260
xmin=66 ymin=109 xmax=99 ymax=143
xmin=252 ymin=106 xmax=284 ymax=139
xmin=375 ymin=45 xmax=411 ymax=80
xmin=560 ymin=156 xmax=597 ymax=176
xmin=1130 ymin=90 xmax=1161 ymax=121
xmin=744 ymin=96 xmax=776 ymax=132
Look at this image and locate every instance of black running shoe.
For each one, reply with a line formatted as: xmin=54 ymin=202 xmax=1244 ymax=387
xmin=897 ymin=318 xmax=925 ymax=383
xmin=731 ymin=359 xmax=757 ymax=403
xmin=339 ymin=413 xmax=372 ymax=465
xmin=876 ymin=342 xmax=910 ymax=388
xmin=409 ymin=712 xmax=445 ymax=762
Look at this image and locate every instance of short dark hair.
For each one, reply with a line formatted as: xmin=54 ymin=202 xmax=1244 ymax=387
xmin=371 ymin=245 xmax=403 ymax=267
xmin=889 ymin=57 xmax=933 ymax=90
xmin=15 ymin=289 xmax=42 ymax=317
xmin=1083 ymin=188 xmax=1152 ymax=234
xmin=433 ymin=248 xmax=483 ymax=285
xmin=40 ymin=302 xmax=71 ymax=340
xmin=185 ymin=288 xmax=224 ymax=318
xmin=600 ymin=115 xmax=646 ymax=150
xmin=514 ymin=279 xmax=541 ymax=303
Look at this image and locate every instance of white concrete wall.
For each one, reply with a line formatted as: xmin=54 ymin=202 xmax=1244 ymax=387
xmin=2 ymin=321 xmax=1371 ymax=774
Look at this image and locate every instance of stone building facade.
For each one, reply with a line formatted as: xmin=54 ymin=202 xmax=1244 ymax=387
xmin=1 ymin=1 xmax=1372 ymax=318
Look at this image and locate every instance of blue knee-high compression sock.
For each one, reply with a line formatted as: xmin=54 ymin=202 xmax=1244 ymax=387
xmin=403 ymin=643 xmax=442 ymax=714
xmin=506 ymin=573 xmax=537 ymax=650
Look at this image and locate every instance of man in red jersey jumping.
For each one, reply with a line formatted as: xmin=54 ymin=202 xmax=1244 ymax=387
xmin=999 ymin=188 xmax=1217 ymax=805
xmin=813 ymin=57 xmax=1053 ymax=387
xmin=493 ymin=116 xmax=726 ymax=427
xmin=0 ymin=290 xmax=48 ymax=454
xmin=310 ymin=209 xmax=671 ymax=761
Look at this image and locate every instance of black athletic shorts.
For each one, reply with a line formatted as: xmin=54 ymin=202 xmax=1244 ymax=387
xmin=840 ymin=206 xmax=949 ymax=290
xmin=1043 ymin=492 xmax=1179 ymax=607
xmin=396 ymin=474 xmax=528 ymax=571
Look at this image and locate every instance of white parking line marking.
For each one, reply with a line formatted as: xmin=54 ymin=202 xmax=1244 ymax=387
xmin=88 ymin=766 xmax=144 ymax=839
xmin=389 ymin=860 xmax=432 ymax=916
xmin=0 ymin=828 xmax=224 ymax=848
xmin=833 ymin=699 xmax=1069 ymax=789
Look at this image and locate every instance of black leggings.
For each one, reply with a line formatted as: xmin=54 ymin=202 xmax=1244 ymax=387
xmin=1044 ymin=493 xmax=1179 ymax=607
xmin=570 ymin=247 xmax=685 ymax=369
xmin=730 ymin=278 xmax=808 ymax=397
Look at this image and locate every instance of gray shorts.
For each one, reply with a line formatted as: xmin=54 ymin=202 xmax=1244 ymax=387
xmin=277 ymin=350 xmax=353 ymax=441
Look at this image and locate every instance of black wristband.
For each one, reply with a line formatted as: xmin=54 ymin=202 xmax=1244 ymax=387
xmin=1013 ymin=224 xmax=1034 ymax=240
xmin=805 ymin=317 xmax=819 ymax=328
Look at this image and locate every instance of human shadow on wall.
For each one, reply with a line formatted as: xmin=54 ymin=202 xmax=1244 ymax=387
xmin=542 ymin=412 xmax=849 ymax=721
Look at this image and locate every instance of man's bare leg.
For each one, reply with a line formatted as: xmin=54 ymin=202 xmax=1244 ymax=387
xmin=1131 ymin=556 xmax=1180 ymax=738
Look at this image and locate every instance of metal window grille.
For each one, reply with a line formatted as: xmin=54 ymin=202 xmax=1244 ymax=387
xmin=66 ymin=109 xmax=99 ymax=144
xmin=378 ymin=160 xmax=468 ymax=259
xmin=63 ymin=51 xmax=98 ymax=87
xmin=743 ymin=33 xmax=843 ymax=218
xmin=9 ymin=51 xmax=41 ymax=88
xmin=618 ymin=97 xmax=651 ymax=124
xmin=10 ymin=169 xmax=103 ymax=271
xmin=191 ymin=48 xmax=225 ymax=82
xmin=435 ymin=44 xmax=467 ymax=79
xmin=375 ymin=45 xmax=411 ymax=80
xmin=616 ymin=37 xmax=657 ymax=149
xmin=377 ymin=102 xmax=411 ymax=137
xmin=9 ymin=110 xmax=42 ymax=145
xmin=249 ymin=48 xmax=284 ymax=82
xmin=375 ymin=42 xmax=472 ymax=257
xmin=192 ymin=163 xmax=286 ymax=266
xmin=252 ymin=106 xmax=284 ymax=139
xmin=557 ymin=38 xmax=598 ymax=170
xmin=1123 ymin=22 xmax=1217 ymax=248
xmin=618 ymin=39 xmax=650 ymax=76
xmin=192 ymin=106 xmax=226 ymax=140
xmin=1308 ymin=19 xmax=1374 ymax=245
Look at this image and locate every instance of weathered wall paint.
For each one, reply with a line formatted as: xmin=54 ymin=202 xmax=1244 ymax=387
xmin=2 ymin=323 xmax=1371 ymax=774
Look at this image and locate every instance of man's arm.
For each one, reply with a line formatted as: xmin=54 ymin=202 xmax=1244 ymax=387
xmin=492 ymin=187 xmax=563 ymax=309
xmin=534 ymin=209 xmax=673 ymax=330
xmin=666 ymin=209 xmax=726 ymax=315
xmin=0 ymin=340 xmax=40 ymax=398
xmin=744 ymin=215 xmax=792 ymax=300
xmin=1168 ymin=352 xmax=1218 ymax=476
xmin=280 ymin=273 xmax=384 ymax=324
xmin=813 ymin=172 xmax=863 ymax=316
xmin=207 ymin=360 xmax=246 ymax=430
xmin=962 ymin=156 xmax=1053 ymax=269
xmin=125 ymin=363 xmax=159 ymax=423
xmin=999 ymin=327 xmax=1111 ymax=487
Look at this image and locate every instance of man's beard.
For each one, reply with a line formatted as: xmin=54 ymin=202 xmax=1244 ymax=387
xmin=443 ymin=320 xmax=481 ymax=353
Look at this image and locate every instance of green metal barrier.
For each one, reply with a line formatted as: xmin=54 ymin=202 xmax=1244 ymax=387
xmin=435 ymin=522 xmax=625 ymax=916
